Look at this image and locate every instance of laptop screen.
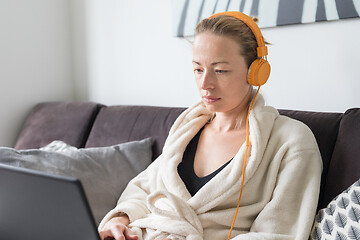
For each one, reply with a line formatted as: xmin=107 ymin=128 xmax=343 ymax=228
xmin=0 ymin=164 xmax=100 ymax=240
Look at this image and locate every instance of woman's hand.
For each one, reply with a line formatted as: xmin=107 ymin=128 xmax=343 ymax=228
xmin=99 ymin=215 xmax=138 ymax=240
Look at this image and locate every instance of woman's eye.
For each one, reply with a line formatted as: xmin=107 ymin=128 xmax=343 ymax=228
xmin=193 ymin=69 xmax=203 ymax=74
xmin=215 ymin=70 xmax=228 ymax=74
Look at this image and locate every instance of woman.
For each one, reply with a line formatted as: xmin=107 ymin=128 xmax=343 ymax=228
xmin=98 ymin=11 xmax=322 ymax=240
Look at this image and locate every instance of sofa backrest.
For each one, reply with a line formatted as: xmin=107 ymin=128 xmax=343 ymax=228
xmin=14 ymin=102 xmax=185 ymax=161
xmin=14 ymin=102 xmax=103 ymax=149
xmin=14 ymin=102 xmax=360 ymax=210
xmin=321 ymin=108 xmax=360 ymax=207
xmin=84 ymin=105 xmax=185 ymax=160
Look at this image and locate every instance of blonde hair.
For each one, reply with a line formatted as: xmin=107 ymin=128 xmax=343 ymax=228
xmin=195 ymin=15 xmax=260 ymax=68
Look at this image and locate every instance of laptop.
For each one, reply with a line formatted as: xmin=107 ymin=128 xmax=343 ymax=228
xmin=0 ymin=164 xmax=101 ymax=240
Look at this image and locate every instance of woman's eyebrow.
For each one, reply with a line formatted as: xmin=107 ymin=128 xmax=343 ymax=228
xmin=192 ymin=60 xmax=230 ymax=65
xmin=211 ymin=61 xmax=230 ymax=66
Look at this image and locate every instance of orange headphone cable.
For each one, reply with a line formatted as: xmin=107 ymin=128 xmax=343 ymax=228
xmin=227 ymin=86 xmax=261 ymax=240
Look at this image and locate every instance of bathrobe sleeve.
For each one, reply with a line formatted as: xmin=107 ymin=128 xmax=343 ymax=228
xmin=232 ymin=133 xmax=322 ymax=239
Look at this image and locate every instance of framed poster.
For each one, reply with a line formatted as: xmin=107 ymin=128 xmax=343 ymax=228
xmin=172 ymin=0 xmax=360 ymax=37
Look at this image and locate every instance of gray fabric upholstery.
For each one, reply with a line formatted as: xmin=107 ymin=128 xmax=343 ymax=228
xmin=85 ymin=105 xmax=185 ymax=160
xmin=14 ymin=102 xmax=103 ymax=149
xmin=323 ymin=108 xmax=360 ymax=207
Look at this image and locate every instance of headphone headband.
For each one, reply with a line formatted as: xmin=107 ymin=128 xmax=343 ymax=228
xmin=208 ymin=11 xmax=268 ymax=58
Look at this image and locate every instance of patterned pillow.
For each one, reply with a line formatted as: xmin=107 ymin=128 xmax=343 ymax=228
xmin=310 ymin=179 xmax=360 ymax=240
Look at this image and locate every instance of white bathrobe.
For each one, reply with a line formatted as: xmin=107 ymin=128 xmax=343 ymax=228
xmin=98 ymin=94 xmax=322 ymax=240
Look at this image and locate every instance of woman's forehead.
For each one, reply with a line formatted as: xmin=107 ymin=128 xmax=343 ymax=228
xmin=193 ymin=32 xmax=244 ymax=65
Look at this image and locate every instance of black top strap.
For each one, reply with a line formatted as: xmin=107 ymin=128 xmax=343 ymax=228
xmin=177 ymin=126 xmax=232 ymax=196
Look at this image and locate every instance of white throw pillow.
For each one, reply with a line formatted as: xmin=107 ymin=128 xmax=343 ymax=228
xmin=0 ymin=138 xmax=153 ymax=226
xmin=40 ymin=140 xmax=78 ymax=152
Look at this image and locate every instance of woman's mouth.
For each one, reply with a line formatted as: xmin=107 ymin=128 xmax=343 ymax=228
xmin=202 ymin=96 xmax=221 ymax=103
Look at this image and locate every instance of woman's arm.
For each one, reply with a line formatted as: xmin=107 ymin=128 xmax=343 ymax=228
xmin=232 ymin=147 xmax=322 ymax=240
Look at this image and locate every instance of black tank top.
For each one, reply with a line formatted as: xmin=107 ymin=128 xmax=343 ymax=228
xmin=177 ymin=126 xmax=232 ymax=196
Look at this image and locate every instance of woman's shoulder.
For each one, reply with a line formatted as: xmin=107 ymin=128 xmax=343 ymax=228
xmin=272 ymin=114 xmax=319 ymax=150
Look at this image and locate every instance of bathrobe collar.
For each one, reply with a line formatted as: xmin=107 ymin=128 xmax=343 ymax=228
xmin=159 ymin=94 xmax=279 ymax=214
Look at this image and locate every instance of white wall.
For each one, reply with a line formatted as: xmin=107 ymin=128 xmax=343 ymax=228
xmin=1 ymin=0 xmax=359 ymax=147
xmin=261 ymin=19 xmax=360 ymax=112
xmin=78 ymin=0 xmax=197 ymax=107
xmin=0 ymin=0 xmax=74 ymax=147
xmin=80 ymin=0 xmax=360 ymax=113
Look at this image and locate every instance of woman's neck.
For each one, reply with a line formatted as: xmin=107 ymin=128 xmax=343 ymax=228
xmin=210 ymin=110 xmax=247 ymax=133
xmin=209 ymin=88 xmax=253 ymax=133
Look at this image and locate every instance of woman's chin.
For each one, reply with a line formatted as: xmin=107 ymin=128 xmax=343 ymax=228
xmin=202 ymin=101 xmax=221 ymax=112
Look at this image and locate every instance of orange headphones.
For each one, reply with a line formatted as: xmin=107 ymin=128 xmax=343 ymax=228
xmin=207 ymin=11 xmax=270 ymax=239
xmin=208 ymin=11 xmax=271 ymax=86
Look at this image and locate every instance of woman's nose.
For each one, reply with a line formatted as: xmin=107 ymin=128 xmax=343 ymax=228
xmin=201 ymin=72 xmax=215 ymax=90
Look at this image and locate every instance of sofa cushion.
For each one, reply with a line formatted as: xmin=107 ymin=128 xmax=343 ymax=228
xmin=323 ymin=108 xmax=360 ymax=207
xmin=85 ymin=105 xmax=185 ymax=160
xmin=14 ymin=102 xmax=103 ymax=149
xmin=279 ymin=109 xmax=343 ymax=209
xmin=0 ymin=138 xmax=153 ymax=226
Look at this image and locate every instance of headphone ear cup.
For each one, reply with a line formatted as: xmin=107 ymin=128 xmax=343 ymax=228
xmin=247 ymin=59 xmax=271 ymax=86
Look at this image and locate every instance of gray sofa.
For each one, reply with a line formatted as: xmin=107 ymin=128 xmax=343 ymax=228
xmin=14 ymin=102 xmax=360 ymax=211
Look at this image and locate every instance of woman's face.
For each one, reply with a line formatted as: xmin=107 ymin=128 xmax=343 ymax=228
xmin=192 ymin=32 xmax=251 ymax=114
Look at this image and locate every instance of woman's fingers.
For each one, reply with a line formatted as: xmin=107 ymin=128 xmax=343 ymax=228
xmin=99 ymin=221 xmax=135 ymax=240
xmin=123 ymin=227 xmax=138 ymax=240
xmin=111 ymin=224 xmax=128 ymax=240
xmin=99 ymin=228 xmax=115 ymax=240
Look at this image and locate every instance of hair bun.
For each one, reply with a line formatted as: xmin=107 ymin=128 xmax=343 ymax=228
xmin=251 ymin=16 xmax=259 ymax=23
